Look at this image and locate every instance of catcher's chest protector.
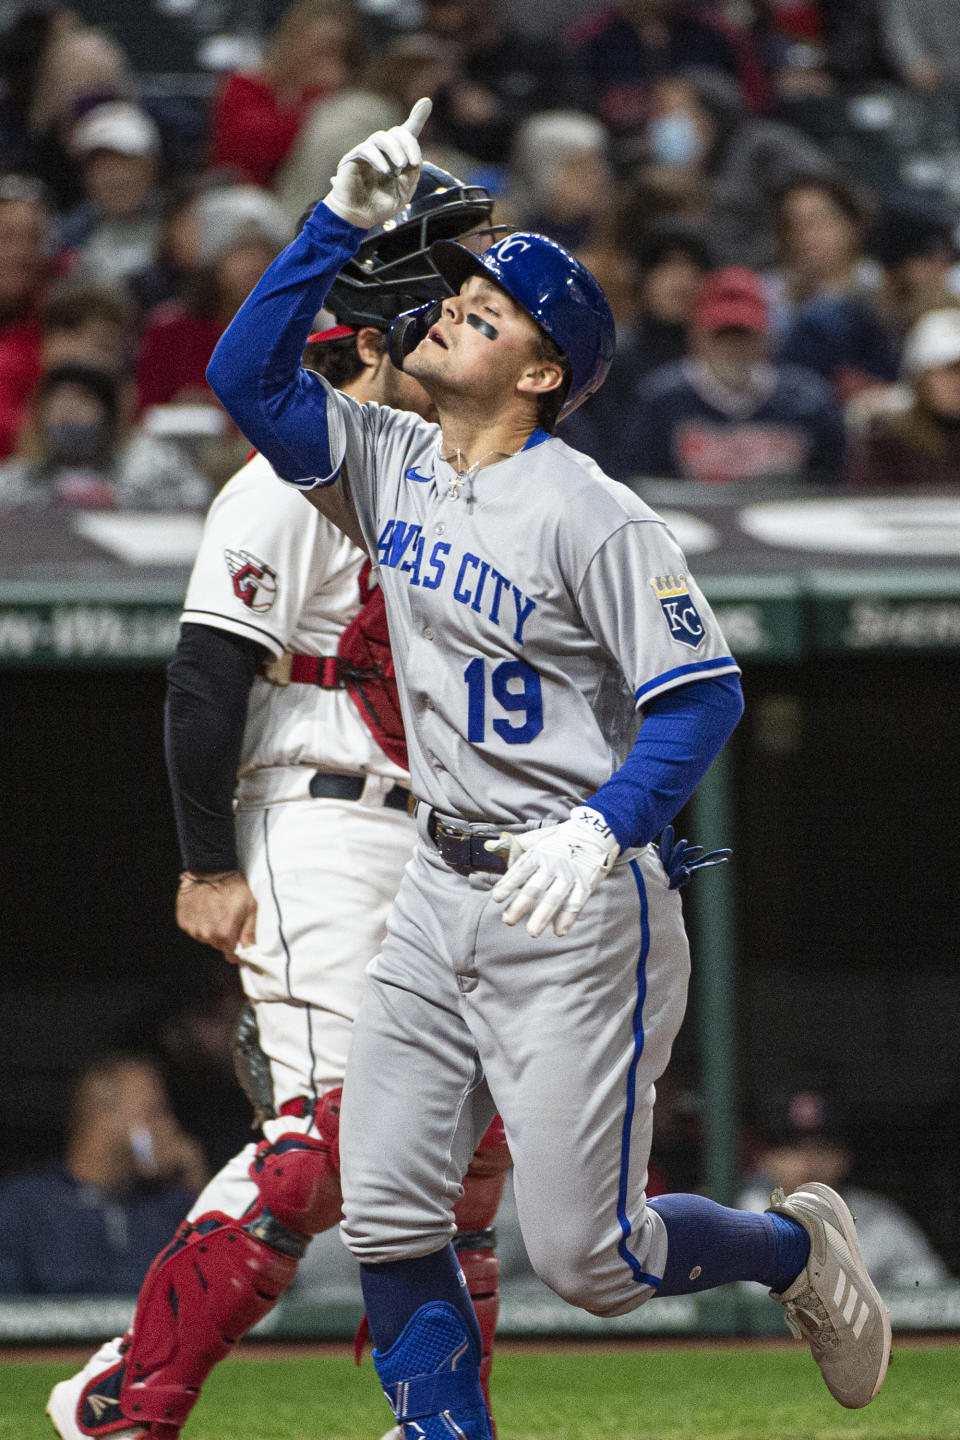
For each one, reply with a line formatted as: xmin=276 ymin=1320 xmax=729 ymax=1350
xmin=339 ymin=560 xmax=407 ymax=771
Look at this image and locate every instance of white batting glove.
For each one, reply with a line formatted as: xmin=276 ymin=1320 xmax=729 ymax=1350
xmin=323 ymin=97 xmax=432 ymax=230
xmin=486 ymin=806 xmax=620 ymax=939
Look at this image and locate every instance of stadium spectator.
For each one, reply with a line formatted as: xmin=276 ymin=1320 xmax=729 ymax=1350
xmin=126 ymin=175 xmax=212 ymax=315
xmin=419 ymin=0 xmax=570 ymax=165
xmin=209 ymin=0 xmax=363 ymax=187
xmin=41 ymin=279 xmax=134 ymax=374
xmin=0 ymin=1055 xmax=206 ymax=1295
xmin=636 ymin=67 xmax=834 ymax=269
xmin=628 ymin=218 xmax=713 ymax=372
xmin=0 ymin=173 xmax=52 ymax=458
xmin=564 ymin=0 xmax=769 ymax=140
xmin=847 ymin=308 xmax=960 ymax=490
xmin=772 ymin=173 xmax=899 ymax=398
xmin=136 ymin=186 xmax=291 ymax=411
xmin=739 ymin=1089 xmax=951 ymax=1289
xmin=559 ymin=217 xmax=712 ymax=470
xmin=757 ymin=0 xmax=834 ymax=100
xmin=24 ymin=24 xmax=135 ymax=212
xmin=0 ymin=361 xmax=211 ymax=510
xmin=57 ymin=101 xmax=163 ymax=287
xmin=624 ymin=266 xmax=844 ymax=483
xmin=772 ymin=171 xmax=875 ymax=310
xmin=869 ymin=190 xmax=959 ymax=342
xmin=511 ymin=110 xmax=614 ymax=252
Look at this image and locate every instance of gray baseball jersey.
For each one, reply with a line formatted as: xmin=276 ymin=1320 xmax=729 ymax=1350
xmin=302 ymin=383 xmax=739 ymax=826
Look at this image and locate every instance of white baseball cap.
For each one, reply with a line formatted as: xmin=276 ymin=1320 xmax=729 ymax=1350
xmin=72 ymin=102 xmax=161 ymax=159
xmin=192 ymin=185 xmax=293 ymax=268
xmin=901 ymin=307 xmax=960 ymax=377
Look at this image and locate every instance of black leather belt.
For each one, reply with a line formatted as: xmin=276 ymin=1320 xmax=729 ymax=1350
xmin=427 ymin=811 xmax=508 ymax=876
xmin=309 ymin=772 xmax=411 ymax=812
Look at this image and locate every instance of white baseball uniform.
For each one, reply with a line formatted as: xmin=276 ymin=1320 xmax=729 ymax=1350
xmin=179 ymin=451 xmax=417 ymax=1221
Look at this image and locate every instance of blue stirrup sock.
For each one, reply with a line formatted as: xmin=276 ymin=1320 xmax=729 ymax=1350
xmin=360 ymin=1244 xmax=482 ymax=1353
xmin=647 ymin=1194 xmax=811 ymax=1295
xmin=362 ymin=1248 xmax=492 ymax=1439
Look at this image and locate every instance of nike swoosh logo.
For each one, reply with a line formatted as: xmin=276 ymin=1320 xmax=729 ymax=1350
xmin=404 ymin=466 xmax=433 ymax=483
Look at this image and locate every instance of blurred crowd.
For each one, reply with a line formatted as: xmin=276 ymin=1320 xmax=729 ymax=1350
xmin=4 ymin=1049 xmax=950 ymax=1295
xmin=5 ymin=0 xmax=960 ymax=512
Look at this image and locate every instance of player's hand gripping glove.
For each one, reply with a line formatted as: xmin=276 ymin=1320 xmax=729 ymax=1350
xmin=657 ymin=824 xmax=731 ymax=890
xmin=485 ymin=806 xmax=620 ymax=938
xmin=323 ymin=97 xmax=432 ymax=229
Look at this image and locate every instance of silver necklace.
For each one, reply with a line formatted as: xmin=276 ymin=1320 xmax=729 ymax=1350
xmin=440 ymin=447 xmax=515 ymax=501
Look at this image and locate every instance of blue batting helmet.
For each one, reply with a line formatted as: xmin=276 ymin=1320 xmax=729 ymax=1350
xmin=388 ymin=230 xmax=616 ymax=419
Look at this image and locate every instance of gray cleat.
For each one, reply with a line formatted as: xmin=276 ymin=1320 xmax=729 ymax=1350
xmin=767 ymin=1182 xmax=892 ymax=1408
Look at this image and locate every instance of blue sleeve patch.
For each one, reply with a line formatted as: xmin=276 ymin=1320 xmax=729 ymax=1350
xmin=650 ymin=574 xmax=704 ymax=650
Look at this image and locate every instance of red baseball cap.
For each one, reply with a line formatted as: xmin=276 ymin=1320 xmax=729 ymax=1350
xmin=694 ymin=267 xmax=769 ymax=333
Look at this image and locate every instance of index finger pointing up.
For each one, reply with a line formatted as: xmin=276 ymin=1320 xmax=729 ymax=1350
xmin=404 ymin=97 xmax=433 ymax=137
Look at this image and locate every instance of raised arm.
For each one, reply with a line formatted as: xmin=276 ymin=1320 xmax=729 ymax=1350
xmin=206 ymin=206 xmax=364 ymax=485
xmin=207 ymin=100 xmax=433 ymax=496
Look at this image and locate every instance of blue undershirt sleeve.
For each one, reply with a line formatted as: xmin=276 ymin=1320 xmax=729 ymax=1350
xmin=206 ymin=203 xmax=366 ymax=483
xmin=587 ymin=673 xmax=744 ymax=851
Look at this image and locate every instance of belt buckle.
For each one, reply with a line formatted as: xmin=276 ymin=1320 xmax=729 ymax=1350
xmin=261 ymin=651 xmax=292 ymax=686
xmin=432 ymin=817 xmax=472 ymax=876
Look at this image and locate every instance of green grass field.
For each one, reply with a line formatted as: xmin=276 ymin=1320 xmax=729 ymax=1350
xmin=6 ymin=1343 xmax=960 ymax=1440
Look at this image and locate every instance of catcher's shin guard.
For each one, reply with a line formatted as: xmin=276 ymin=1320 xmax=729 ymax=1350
xmin=116 ymin=1095 xmax=344 ymax=1430
xmin=454 ymin=1115 xmax=510 ymax=1233
xmin=373 ymin=1302 xmax=493 ymax=1440
xmin=116 ymin=1213 xmax=300 ymax=1431
xmin=455 ymin=1240 xmax=499 ymax=1424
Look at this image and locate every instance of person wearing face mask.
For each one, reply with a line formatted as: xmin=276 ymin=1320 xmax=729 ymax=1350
xmin=0 ymin=361 xmax=211 ymax=510
xmin=847 ymin=308 xmax=960 ymax=490
xmin=639 ymin=69 xmax=834 ymax=270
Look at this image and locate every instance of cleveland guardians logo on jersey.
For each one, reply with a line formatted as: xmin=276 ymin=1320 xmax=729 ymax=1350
xmin=225 ymin=548 xmax=278 ymax=613
xmin=650 ymin=574 xmax=705 ymax=650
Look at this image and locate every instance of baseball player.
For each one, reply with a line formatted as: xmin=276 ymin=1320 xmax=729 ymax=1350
xmin=203 ymin=101 xmax=891 ymax=1438
xmin=47 ymin=166 xmax=510 ymax=1440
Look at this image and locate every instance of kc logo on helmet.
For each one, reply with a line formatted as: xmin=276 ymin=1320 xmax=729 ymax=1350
xmin=495 ymin=236 xmax=531 ymax=263
xmin=650 ymin=574 xmax=705 ymax=650
xmin=225 ymin=548 xmax=278 ymax=613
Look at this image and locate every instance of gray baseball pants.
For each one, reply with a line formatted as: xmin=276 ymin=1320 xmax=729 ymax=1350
xmin=339 ymin=818 xmax=691 ymax=1317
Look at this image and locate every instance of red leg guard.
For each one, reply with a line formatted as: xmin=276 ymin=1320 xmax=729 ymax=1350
xmin=118 ymin=1214 xmax=298 ymax=1430
xmin=250 ymin=1090 xmax=344 ymax=1236
xmin=454 ymin=1114 xmax=511 ymax=1233
xmin=453 ymin=1118 xmax=509 ymax=1437
xmin=456 ymin=1246 xmax=500 ymax=1436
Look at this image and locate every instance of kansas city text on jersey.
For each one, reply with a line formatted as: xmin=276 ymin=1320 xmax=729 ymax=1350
xmin=377 ymin=517 xmax=537 ymax=645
